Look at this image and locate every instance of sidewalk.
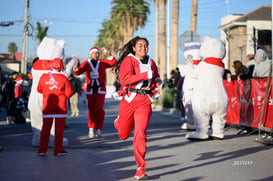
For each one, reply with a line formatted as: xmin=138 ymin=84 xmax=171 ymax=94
xmin=0 ymin=98 xmax=273 ymax=181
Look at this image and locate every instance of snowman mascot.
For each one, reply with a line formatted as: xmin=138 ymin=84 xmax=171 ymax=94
xmin=186 ymin=36 xmax=228 ymax=140
xmin=28 ymin=37 xmax=75 ymax=147
xmin=180 ymin=41 xmax=201 ymax=130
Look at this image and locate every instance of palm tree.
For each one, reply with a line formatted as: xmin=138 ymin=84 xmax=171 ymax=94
xmin=159 ymin=0 xmax=167 ymax=79
xmin=170 ymin=0 xmax=179 ymax=70
xmin=36 ymin=22 xmax=48 ymax=44
xmin=111 ymin=0 xmax=150 ymax=44
xmin=154 ymin=0 xmax=160 ymax=68
xmin=95 ymin=0 xmax=150 ymax=86
xmin=95 ymin=19 xmax=122 ymax=57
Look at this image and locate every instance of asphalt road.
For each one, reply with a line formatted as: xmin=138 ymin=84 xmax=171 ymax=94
xmin=0 ymin=97 xmax=273 ymax=181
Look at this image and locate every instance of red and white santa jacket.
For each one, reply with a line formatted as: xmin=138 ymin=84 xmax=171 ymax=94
xmin=37 ymin=70 xmax=73 ymax=118
xmin=119 ymin=53 xmax=161 ymax=103
xmin=73 ymin=57 xmax=116 ymax=95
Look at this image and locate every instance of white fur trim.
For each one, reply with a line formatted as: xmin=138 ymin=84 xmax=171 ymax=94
xmin=148 ymin=71 xmax=153 ymax=79
xmin=89 ymin=48 xmax=99 ymax=55
xmin=112 ymin=92 xmax=123 ymax=100
xmin=107 ymin=56 xmax=114 ymax=60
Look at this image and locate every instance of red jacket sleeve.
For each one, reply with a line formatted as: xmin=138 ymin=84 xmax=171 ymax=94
xmin=73 ymin=61 xmax=88 ymax=76
xmin=119 ymin=56 xmax=150 ymax=86
xmin=100 ymin=56 xmax=117 ymax=68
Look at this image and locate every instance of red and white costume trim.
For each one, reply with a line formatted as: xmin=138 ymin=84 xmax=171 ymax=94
xmin=37 ymin=71 xmax=73 ymax=118
xmin=119 ymin=53 xmax=160 ymax=102
xmin=73 ymin=56 xmax=116 ymax=131
xmin=73 ymin=57 xmax=116 ymax=95
xmin=115 ymin=54 xmax=161 ymax=169
xmin=37 ymin=70 xmax=73 ymax=155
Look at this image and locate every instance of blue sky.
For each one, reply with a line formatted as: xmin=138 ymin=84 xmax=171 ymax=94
xmin=0 ymin=0 xmax=271 ymax=64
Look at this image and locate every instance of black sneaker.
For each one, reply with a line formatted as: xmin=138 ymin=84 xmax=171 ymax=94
xmin=55 ymin=150 xmax=67 ymax=156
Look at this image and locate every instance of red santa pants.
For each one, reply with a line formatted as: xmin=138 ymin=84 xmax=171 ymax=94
xmin=86 ymin=93 xmax=105 ymax=130
xmin=115 ymin=95 xmax=152 ymax=168
xmin=38 ymin=117 xmax=65 ymax=155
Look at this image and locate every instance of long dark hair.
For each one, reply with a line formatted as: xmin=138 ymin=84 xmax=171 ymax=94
xmin=114 ymin=36 xmax=149 ymax=75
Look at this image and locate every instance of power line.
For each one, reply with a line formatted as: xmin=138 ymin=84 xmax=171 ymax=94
xmin=0 ymin=22 xmax=14 ymax=27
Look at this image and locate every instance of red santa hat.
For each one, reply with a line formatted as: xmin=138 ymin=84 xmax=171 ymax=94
xmin=15 ymin=77 xmax=23 ymax=86
xmin=89 ymin=47 xmax=99 ymax=55
xmin=51 ymin=58 xmax=64 ymax=71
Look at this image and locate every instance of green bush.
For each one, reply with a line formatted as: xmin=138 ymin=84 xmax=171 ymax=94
xmin=162 ymin=87 xmax=175 ymax=108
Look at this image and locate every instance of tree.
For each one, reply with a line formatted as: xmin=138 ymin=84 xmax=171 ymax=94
xmin=170 ymin=0 xmax=179 ymax=71
xmin=8 ymin=42 xmax=18 ymax=57
xmin=95 ymin=19 xmax=122 ymax=57
xmin=36 ymin=22 xmax=48 ymax=44
xmin=95 ymin=0 xmax=150 ymax=55
xmin=111 ymin=0 xmax=150 ymax=44
xmin=154 ymin=0 xmax=160 ymax=68
xmin=159 ymin=0 xmax=167 ymax=79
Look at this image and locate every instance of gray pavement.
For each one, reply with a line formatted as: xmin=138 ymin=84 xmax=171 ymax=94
xmin=0 ymin=97 xmax=273 ymax=181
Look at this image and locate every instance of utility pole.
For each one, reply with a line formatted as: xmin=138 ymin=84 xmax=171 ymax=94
xmin=190 ymin=0 xmax=198 ymax=33
xmin=21 ymin=0 xmax=29 ymax=74
xmin=166 ymin=0 xmax=170 ymax=78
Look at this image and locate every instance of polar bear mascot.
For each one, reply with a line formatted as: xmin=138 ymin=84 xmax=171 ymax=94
xmin=180 ymin=41 xmax=201 ymax=130
xmin=28 ymin=37 xmax=75 ymax=147
xmin=185 ymin=36 xmax=228 ymax=140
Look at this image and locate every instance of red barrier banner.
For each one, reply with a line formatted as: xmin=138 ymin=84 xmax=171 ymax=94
xmin=224 ymin=80 xmax=240 ymax=125
xmin=224 ymin=78 xmax=273 ymax=130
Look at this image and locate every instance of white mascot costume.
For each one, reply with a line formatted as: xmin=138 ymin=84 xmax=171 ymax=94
xmin=28 ymin=37 xmax=75 ymax=147
xmin=186 ymin=36 xmax=228 ymax=140
xmin=180 ymin=42 xmax=201 ymax=130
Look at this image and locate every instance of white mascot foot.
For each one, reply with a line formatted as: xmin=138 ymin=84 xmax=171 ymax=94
xmin=63 ymin=137 xmax=69 ymax=147
xmin=32 ymin=137 xmax=70 ymax=147
xmin=185 ymin=131 xmax=209 ymax=140
xmin=32 ymin=135 xmax=40 ymax=147
xmin=209 ymin=132 xmax=224 ymax=140
xmin=181 ymin=123 xmax=195 ymax=130
xmin=48 ymin=137 xmax=69 ymax=147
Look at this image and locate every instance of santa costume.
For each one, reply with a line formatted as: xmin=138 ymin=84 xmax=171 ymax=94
xmin=73 ymin=47 xmax=116 ymax=138
xmin=28 ymin=37 xmax=75 ymax=147
xmin=14 ymin=77 xmax=24 ymax=99
xmin=114 ymin=53 xmax=161 ymax=172
xmin=37 ymin=58 xmax=73 ymax=156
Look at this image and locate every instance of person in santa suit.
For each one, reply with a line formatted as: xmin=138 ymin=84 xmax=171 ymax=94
xmin=37 ymin=58 xmax=73 ymax=156
xmin=14 ymin=77 xmax=24 ymax=99
xmin=28 ymin=37 xmax=76 ymax=147
xmin=113 ymin=36 xmax=162 ymax=180
xmin=73 ymin=47 xmax=116 ymax=138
